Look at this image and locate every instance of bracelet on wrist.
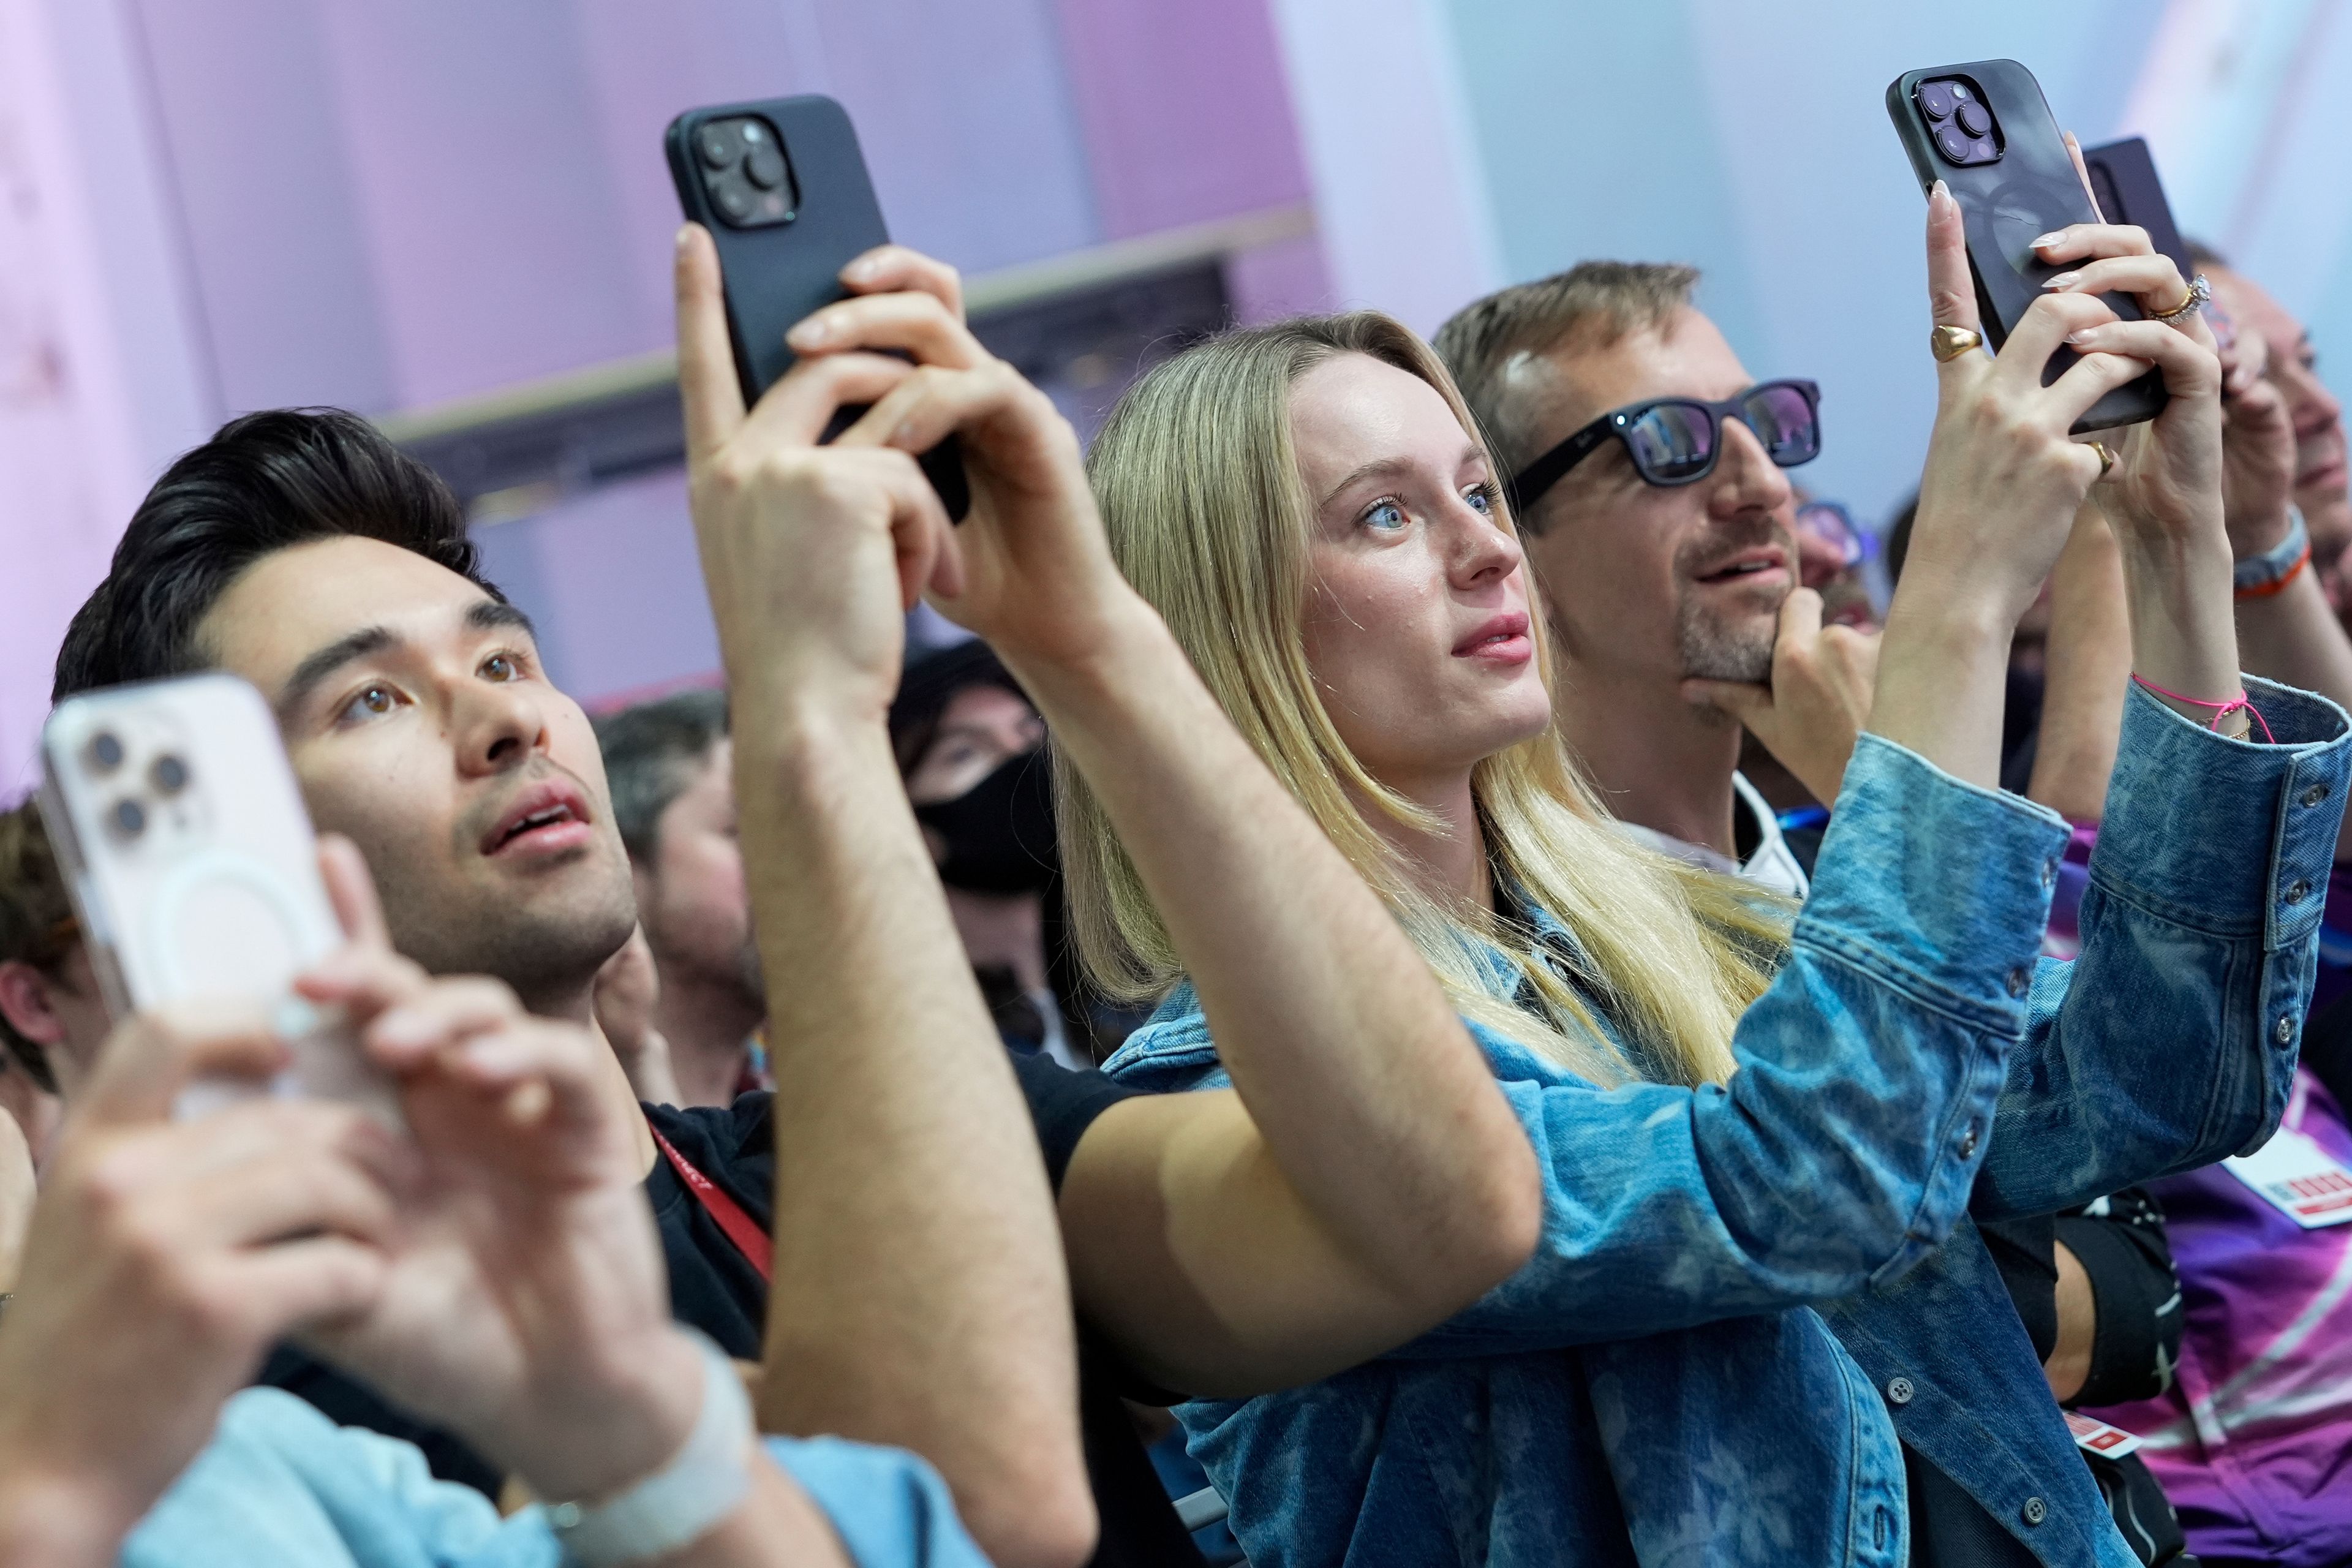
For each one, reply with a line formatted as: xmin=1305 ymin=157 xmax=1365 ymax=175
xmin=543 ymin=1329 xmax=754 ymax=1566
xmin=2234 ymin=507 xmax=2310 ymax=600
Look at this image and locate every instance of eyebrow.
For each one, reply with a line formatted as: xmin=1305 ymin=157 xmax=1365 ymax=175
xmin=274 ymin=598 xmax=540 ymax=722
xmin=1316 ymin=446 xmax=1491 ymax=511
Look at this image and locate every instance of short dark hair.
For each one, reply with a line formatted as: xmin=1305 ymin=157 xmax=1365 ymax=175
xmin=594 ymin=688 xmax=730 ymax=864
xmin=53 ymin=408 xmax=498 ymax=702
xmin=0 ymin=799 xmax=72 ymax=1092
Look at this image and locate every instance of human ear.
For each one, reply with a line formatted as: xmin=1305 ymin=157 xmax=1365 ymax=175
xmin=0 ymin=961 xmax=66 ymax=1049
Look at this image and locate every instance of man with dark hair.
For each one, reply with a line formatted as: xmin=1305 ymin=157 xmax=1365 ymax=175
xmin=596 ymin=689 xmax=766 ymax=1107
xmin=44 ymin=283 xmax=1548 ymax=1565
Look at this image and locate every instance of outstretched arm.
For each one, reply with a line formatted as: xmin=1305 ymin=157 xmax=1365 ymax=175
xmin=779 ymin=253 xmax=1542 ymax=1400
xmin=674 ymin=231 xmax=1091 ymax=1568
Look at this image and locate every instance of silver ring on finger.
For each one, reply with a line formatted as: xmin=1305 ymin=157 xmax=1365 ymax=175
xmin=2149 ymin=273 xmax=2211 ymax=325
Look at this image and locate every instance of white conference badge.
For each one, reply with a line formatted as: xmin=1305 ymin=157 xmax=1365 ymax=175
xmin=2223 ymin=1126 xmax=2352 ymax=1228
xmin=2064 ymin=1411 xmax=2143 ymax=1459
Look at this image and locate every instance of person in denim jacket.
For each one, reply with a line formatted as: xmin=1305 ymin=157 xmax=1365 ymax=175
xmin=1069 ymin=189 xmax=2350 ymax=1567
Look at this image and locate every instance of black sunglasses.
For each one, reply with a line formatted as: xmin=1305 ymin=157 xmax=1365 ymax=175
xmin=1505 ymin=379 xmax=1822 ymax=516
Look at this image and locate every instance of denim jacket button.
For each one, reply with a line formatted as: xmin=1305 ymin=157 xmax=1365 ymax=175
xmin=2040 ymin=856 xmax=2058 ymax=888
xmin=2277 ymin=1015 xmax=2296 ymax=1047
xmin=2285 ymin=878 xmax=2312 ymax=905
xmin=2005 ymin=966 xmax=2030 ymax=998
xmin=1885 ymin=1376 xmax=1915 ymax=1406
xmin=2303 ymin=783 xmax=2331 ymax=809
xmin=2021 ymin=1496 xmax=2048 ymax=1526
xmin=1959 ymin=1123 xmax=1979 ymax=1158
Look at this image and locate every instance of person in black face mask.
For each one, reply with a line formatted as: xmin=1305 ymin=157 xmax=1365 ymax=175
xmin=890 ymin=641 xmax=1091 ymax=1065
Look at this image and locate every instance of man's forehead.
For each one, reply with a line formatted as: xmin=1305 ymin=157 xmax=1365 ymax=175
xmin=202 ymin=537 xmax=505 ymax=688
xmin=1506 ymin=307 xmax=1753 ymax=438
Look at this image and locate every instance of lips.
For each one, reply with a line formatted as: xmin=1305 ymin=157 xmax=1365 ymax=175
xmin=1453 ymin=610 xmax=1532 ymax=665
xmin=1692 ymin=545 xmax=1792 ymax=586
xmin=480 ymin=777 xmax=594 ymax=858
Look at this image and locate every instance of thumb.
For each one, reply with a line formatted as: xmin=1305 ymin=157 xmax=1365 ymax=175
xmin=318 ymin=835 xmax=391 ymax=951
xmin=1682 ymin=678 xmax=1772 ymax=723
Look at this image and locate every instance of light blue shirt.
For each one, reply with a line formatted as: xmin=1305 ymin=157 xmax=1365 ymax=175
xmin=122 ymin=1386 xmax=989 ymax=1568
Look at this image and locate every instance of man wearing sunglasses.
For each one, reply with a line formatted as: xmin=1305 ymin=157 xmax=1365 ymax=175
xmin=1434 ymin=262 xmax=1876 ymax=895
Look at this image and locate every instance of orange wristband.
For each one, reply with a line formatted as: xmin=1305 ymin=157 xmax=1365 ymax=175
xmin=2234 ymin=542 xmax=2311 ymax=600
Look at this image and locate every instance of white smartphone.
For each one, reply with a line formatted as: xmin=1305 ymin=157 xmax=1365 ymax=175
xmin=37 ymin=673 xmax=399 ymax=1120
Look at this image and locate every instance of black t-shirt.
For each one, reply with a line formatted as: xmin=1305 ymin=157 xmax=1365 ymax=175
xmin=646 ymin=1054 xmax=1208 ymax=1568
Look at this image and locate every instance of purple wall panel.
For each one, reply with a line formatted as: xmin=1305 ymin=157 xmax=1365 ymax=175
xmin=129 ymin=0 xmax=395 ymax=417
xmin=1051 ymin=0 xmax=1313 ymax=237
xmin=802 ymin=0 xmax=1100 ymax=271
xmin=315 ymin=4 xmax=649 ymax=408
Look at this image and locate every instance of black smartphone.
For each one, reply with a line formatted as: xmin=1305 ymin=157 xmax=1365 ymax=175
xmin=1885 ymin=59 xmax=2166 ymax=433
xmin=2081 ymin=137 xmax=2192 ymax=278
xmin=666 ymin=94 xmax=968 ymax=518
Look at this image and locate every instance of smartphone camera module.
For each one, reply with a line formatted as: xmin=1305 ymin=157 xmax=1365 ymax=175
xmin=87 ymin=731 xmax=125 ymax=775
xmin=1918 ymin=77 xmax=2001 ymax=167
xmin=696 ymin=116 xmax=796 ymax=229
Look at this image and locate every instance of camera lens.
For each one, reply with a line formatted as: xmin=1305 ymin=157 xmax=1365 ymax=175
xmin=1935 ymin=124 xmax=1973 ymax=164
xmin=1956 ymin=101 xmax=1991 ymax=138
xmin=696 ymin=123 xmax=737 ymax=170
xmin=1968 ymin=137 xmax=1999 ymax=164
xmin=711 ymin=178 xmax=756 ymax=224
xmin=88 ymin=731 xmax=125 ymax=773
xmin=151 ymin=754 xmax=189 ymax=796
xmin=111 ymin=798 xmax=146 ymax=840
xmin=744 ymin=145 xmax=786 ymax=190
xmin=1918 ymin=81 xmax=1957 ymax=121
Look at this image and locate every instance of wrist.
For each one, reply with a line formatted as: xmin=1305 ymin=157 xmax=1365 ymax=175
xmin=994 ymin=595 xmax=1177 ymax=721
xmin=2228 ymin=502 xmax=2297 ymax=560
xmin=0 ymin=1463 xmax=145 ymax=1566
xmin=508 ymin=1327 xmax=709 ymax=1506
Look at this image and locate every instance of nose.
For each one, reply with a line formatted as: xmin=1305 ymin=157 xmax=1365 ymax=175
xmin=451 ymin=678 xmax=551 ymax=777
xmin=1447 ymin=492 xmax=1525 ymax=590
xmin=1708 ymin=417 xmax=1794 ymax=518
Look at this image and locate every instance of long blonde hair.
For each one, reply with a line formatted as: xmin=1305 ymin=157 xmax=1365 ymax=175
xmin=1063 ymin=312 xmax=1790 ymax=1087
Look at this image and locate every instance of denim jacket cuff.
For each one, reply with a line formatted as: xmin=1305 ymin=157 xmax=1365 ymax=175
xmin=1803 ymin=733 xmax=2070 ymax=1033
xmin=2093 ymin=679 xmax=2351 ymax=946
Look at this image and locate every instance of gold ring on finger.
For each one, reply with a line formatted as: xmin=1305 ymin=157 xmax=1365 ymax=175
xmin=1931 ymin=325 xmax=1985 ymax=363
xmin=2149 ymin=273 xmax=2211 ymax=325
xmin=2092 ymin=441 xmax=2116 ymax=478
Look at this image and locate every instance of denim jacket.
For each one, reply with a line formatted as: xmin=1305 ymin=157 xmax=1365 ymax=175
xmin=1101 ymin=681 xmax=2349 ymax=1568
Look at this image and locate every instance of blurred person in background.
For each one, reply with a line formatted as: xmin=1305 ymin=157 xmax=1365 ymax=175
xmin=597 ymin=688 xmax=769 ymax=1107
xmin=2013 ymin=243 xmax=2352 ymax=1568
xmin=0 ymin=800 xmax=72 ymax=1175
xmin=888 ymin=641 xmax=1087 ymax=1066
xmin=1438 ymin=254 xmax=2199 ymax=1566
xmin=2195 ymin=245 xmax=2350 ymax=609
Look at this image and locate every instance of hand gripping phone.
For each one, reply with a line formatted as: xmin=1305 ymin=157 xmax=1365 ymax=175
xmin=1886 ymin=59 xmax=2166 ymax=433
xmin=666 ymin=93 xmax=969 ymax=518
xmin=37 ymin=674 xmax=398 ymax=1120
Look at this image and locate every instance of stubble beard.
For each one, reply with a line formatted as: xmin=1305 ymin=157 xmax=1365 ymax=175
xmin=1675 ymin=587 xmax=1777 ymax=685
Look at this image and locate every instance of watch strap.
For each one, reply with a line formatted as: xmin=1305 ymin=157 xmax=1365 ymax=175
xmin=2234 ymin=507 xmax=2310 ymax=594
xmin=545 ymin=1329 xmax=754 ymax=1566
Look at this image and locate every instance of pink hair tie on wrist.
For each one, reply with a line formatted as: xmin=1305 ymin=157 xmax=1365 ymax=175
xmin=2131 ymin=674 xmax=2274 ymax=743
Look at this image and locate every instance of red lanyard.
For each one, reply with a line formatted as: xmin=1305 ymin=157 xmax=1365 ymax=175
xmin=652 ymin=1126 xmax=772 ymax=1283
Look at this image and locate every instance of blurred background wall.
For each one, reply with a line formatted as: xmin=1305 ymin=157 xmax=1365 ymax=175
xmin=4 ymin=0 xmax=2348 ymax=790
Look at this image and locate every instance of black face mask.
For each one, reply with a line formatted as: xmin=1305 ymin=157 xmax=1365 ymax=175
xmin=913 ymin=748 xmax=1057 ymax=895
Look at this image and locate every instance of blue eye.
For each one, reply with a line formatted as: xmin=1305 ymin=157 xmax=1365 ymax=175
xmin=1466 ymin=482 xmax=1499 ymax=515
xmin=1362 ymin=499 xmax=1408 ymax=532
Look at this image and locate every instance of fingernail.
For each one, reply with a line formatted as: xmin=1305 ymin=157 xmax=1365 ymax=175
xmin=2043 ymin=271 xmax=2081 ymax=290
xmin=843 ymin=256 xmax=881 ymax=282
xmin=674 ymin=224 xmax=693 ymax=252
xmin=787 ymin=317 xmax=830 ymax=347
xmin=1928 ymin=179 xmax=1951 ymax=209
xmin=2067 ymin=328 xmax=2100 ymax=345
xmin=2032 ymin=232 xmax=2068 ymax=250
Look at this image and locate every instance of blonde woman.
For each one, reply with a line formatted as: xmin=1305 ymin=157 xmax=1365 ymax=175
xmin=1073 ymin=197 xmax=2348 ymax=1565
